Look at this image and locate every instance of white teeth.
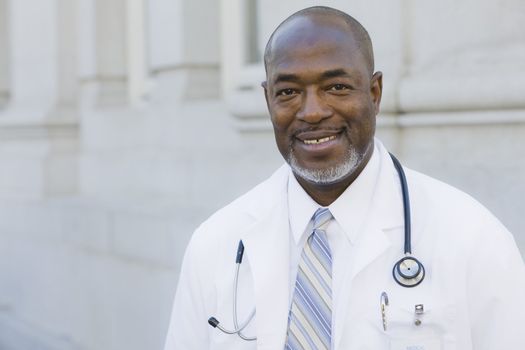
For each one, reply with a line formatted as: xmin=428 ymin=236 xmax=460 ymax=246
xmin=303 ymin=135 xmax=336 ymax=145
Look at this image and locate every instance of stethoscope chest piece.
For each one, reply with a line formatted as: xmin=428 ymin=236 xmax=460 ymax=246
xmin=392 ymin=255 xmax=425 ymax=288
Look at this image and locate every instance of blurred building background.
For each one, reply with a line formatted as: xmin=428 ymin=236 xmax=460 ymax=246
xmin=0 ymin=0 xmax=523 ymax=349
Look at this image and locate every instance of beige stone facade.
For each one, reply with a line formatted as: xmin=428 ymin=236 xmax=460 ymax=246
xmin=0 ymin=0 xmax=524 ymax=349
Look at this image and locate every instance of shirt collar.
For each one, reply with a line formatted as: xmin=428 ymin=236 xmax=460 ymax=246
xmin=287 ymin=142 xmax=381 ymax=245
xmin=288 ymin=168 xmax=320 ymax=246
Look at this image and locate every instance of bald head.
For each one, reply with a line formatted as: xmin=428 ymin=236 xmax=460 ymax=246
xmin=263 ymin=6 xmax=375 ymax=77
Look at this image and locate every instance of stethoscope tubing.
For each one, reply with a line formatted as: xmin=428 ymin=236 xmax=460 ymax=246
xmin=208 ymin=242 xmax=257 ymax=340
xmin=233 ymin=262 xmax=256 ymax=340
xmin=389 ymin=154 xmax=412 ymax=255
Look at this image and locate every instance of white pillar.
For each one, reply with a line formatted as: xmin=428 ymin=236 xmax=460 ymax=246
xmin=0 ymin=0 xmax=8 ymax=107
xmin=52 ymin=0 xmax=79 ymax=119
xmin=93 ymin=0 xmax=148 ymax=107
xmin=126 ymin=0 xmax=148 ymax=106
xmin=0 ymin=0 xmax=79 ymax=198
xmin=220 ymin=0 xmax=248 ymax=100
xmin=146 ymin=0 xmax=219 ymax=101
xmin=93 ymin=0 xmax=127 ymax=106
xmin=7 ymin=0 xmax=57 ymax=118
xmin=42 ymin=0 xmax=80 ymax=196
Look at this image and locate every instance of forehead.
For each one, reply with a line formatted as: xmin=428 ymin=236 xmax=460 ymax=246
xmin=266 ymin=16 xmax=368 ymax=81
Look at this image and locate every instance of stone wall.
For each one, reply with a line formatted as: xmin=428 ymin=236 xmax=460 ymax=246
xmin=0 ymin=0 xmax=523 ymax=349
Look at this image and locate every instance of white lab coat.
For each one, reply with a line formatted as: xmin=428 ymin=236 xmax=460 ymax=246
xmin=164 ymin=142 xmax=525 ymax=350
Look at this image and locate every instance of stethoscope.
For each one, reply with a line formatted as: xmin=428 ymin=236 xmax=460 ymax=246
xmin=208 ymin=153 xmax=425 ymax=341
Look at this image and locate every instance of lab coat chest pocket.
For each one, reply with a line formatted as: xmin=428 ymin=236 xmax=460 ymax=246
xmin=385 ymin=285 xmax=456 ymax=350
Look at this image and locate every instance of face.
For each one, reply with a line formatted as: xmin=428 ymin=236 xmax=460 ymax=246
xmin=263 ymin=16 xmax=382 ymax=186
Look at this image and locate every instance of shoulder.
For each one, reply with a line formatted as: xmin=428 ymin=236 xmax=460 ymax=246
xmin=405 ymin=167 xmax=515 ymax=250
xmin=406 ymin=168 xmax=498 ymax=223
xmin=187 ymin=164 xmax=289 ymax=254
xmin=404 ymin=168 xmax=525 ymax=293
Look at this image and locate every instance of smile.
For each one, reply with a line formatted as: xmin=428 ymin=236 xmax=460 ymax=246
xmin=303 ymin=135 xmax=337 ymax=145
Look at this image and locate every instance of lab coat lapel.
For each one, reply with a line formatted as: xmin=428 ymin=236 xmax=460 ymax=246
xmin=241 ymin=170 xmax=291 ymax=350
xmin=347 ymin=222 xmax=391 ymax=282
xmin=348 ymin=145 xmax=403 ymax=281
xmin=335 ymin=144 xmax=404 ymax=348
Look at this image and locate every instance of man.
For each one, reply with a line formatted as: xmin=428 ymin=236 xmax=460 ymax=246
xmin=164 ymin=6 xmax=525 ymax=350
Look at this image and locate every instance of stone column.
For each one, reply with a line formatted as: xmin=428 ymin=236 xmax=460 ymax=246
xmin=93 ymin=0 xmax=127 ymax=106
xmin=126 ymin=0 xmax=148 ymax=105
xmin=42 ymin=0 xmax=80 ymax=196
xmin=147 ymin=0 xmax=219 ymax=102
xmin=92 ymin=0 xmax=148 ymax=107
xmin=0 ymin=0 xmax=79 ymax=199
xmin=180 ymin=0 xmax=220 ymax=99
xmin=52 ymin=0 xmax=79 ymax=119
xmin=6 ymin=0 xmax=57 ymax=117
xmin=0 ymin=0 xmax=8 ymax=107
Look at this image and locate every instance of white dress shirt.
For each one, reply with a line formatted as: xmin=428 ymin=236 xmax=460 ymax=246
xmin=286 ymin=144 xmax=382 ymax=344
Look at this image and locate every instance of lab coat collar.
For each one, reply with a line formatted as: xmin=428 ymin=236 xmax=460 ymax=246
xmin=369 ymin=140 xmax=405 ymax=231
xmin=328 ymin=142 xmax=381 ymax=244
xmin=287 ymin=140 xmax=402 ymax=245
xmin=239 ymin=139 xmax=402 ymax=232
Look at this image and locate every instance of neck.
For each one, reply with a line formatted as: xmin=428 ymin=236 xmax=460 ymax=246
xmin=295 ymin=150 xmax=372 ymax=206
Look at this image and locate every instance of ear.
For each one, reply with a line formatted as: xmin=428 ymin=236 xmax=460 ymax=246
xmin=261 ymin=81 xmax=270 ymax=108
xmin=370 ymin=71 xmax=383 ymax=114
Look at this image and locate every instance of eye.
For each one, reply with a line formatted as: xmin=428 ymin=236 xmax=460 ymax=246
xmin=276 ymin=88 xmax=298 ymax=97
xmin=328 ymin=84 xmax=351 ymax=92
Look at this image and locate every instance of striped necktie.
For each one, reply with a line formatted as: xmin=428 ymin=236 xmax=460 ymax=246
xmin=285 ymin=208 xmax=333 ymax=350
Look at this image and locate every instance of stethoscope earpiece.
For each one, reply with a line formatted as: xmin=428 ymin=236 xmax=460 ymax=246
xmin=392 ymin=255 xmax=425 ymax=288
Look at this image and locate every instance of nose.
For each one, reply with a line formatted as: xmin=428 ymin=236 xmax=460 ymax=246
xmin=296 ymin=88 xmax=332 ymax=123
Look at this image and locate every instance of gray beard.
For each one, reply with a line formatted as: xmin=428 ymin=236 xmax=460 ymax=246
xmin=287 ymin=147 xmax=362 ymax=185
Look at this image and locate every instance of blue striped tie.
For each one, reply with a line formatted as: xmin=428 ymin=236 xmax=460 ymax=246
xmin=285 ymin=208 xmax=333 ymax=350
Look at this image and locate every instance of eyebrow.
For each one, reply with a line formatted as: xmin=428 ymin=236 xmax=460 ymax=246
xmin=321 ymin=69 xmax=351 ymax=79
xmin=273 ymin=73 xmax=300 ymax=85
xmin=273 ymin=69 xmax=352 ymax=85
